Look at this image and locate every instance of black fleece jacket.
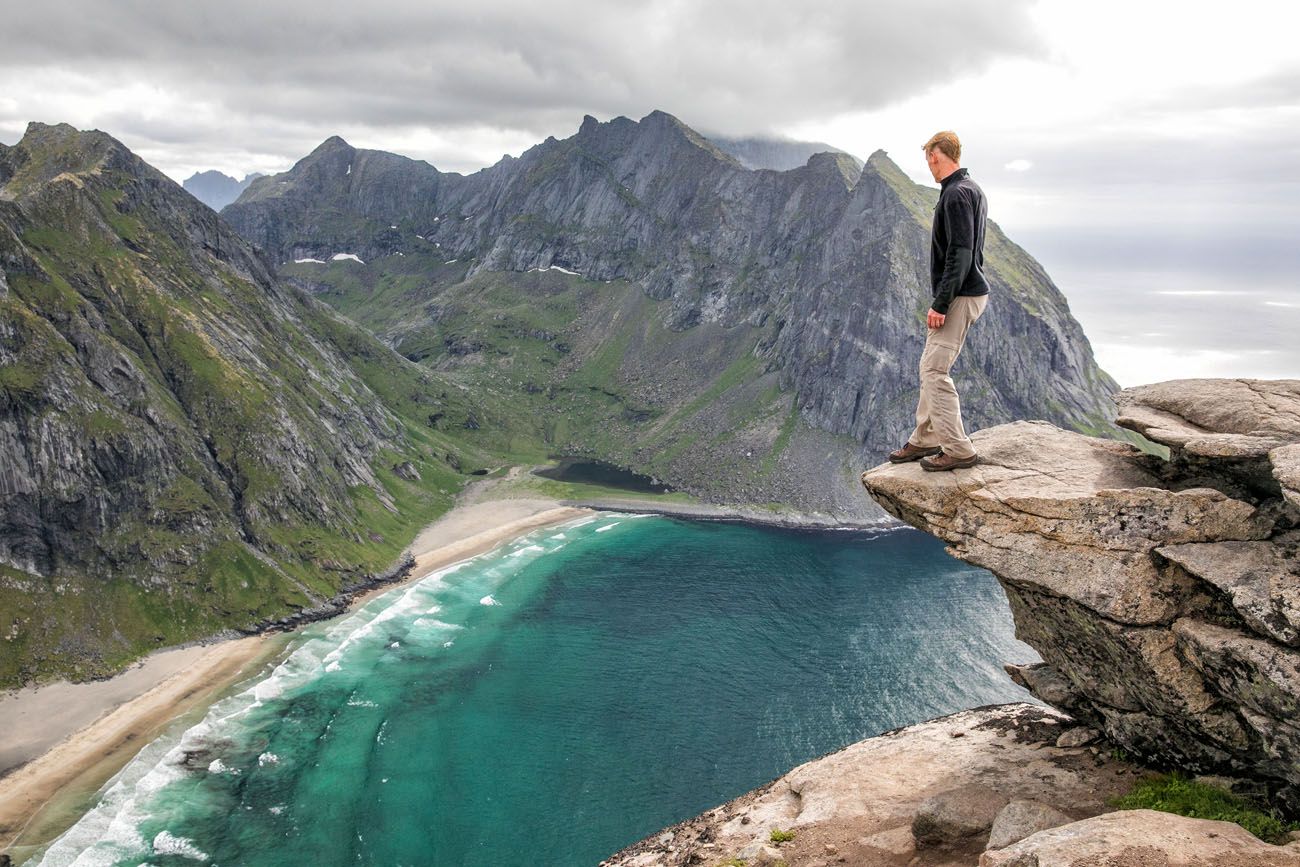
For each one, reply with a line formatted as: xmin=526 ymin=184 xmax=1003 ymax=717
xmin=929 ymin=166 xmax=990 ymax=315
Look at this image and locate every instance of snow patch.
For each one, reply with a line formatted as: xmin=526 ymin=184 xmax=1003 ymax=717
xmin=331 ymin=253 xmax=365 ymax=264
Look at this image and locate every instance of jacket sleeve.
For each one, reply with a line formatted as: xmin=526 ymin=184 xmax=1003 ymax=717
xmin=931 ymin=193 xmax=976 ymax=315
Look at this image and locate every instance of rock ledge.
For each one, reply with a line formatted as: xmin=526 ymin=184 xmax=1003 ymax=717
xmin=862 ymin=378 xmax=1300 ymax=811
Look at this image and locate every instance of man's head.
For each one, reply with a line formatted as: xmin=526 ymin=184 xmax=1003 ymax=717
xmin=923 ymin=131 xmax=961 ymax=182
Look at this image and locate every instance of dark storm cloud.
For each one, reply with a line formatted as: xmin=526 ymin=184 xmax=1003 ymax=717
xmin=0 ymin=0 xmax=1043 ymax=142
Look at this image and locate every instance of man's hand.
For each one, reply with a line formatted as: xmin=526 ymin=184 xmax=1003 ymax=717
xmin=927 ymin=308 xmax=946 ymax=329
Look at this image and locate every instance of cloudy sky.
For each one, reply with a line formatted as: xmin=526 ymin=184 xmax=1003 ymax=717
xmin=2 ymin=0 xmax=1297 ymax=386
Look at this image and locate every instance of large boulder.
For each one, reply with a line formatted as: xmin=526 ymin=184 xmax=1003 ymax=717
xmin=600 ymin=704 xmax=1128 ymax=867
xmin=985 ymin=799 xmax=1075 ymax=851
xmin=911 ymin=783 xmax=1008 ymax=848
xmin=979 ymin=809 xmax=1300 ymax=866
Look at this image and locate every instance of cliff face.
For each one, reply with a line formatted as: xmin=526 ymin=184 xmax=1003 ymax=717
xmin=0 ymin=123 xmax=496 ymax=686
xmin=861 ymin=378 xmax=1300 ymax=812
xmin=220 ymin=111 xmax=1130 ymax=519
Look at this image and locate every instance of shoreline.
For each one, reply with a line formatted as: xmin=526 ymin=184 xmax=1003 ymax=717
xmin=0 ymin=634 xmax=285 ymax=858
xmin=0 ymin=473 xmax=894 ymax=860
xmin=0 ymin=494 xmax=595 ymax=859
xmin=557 ymin=495 xmax=901 ymax=531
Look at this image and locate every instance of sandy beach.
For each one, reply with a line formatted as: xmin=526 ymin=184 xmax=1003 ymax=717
xmin=0 ymin=490 xmax=594 ymax=858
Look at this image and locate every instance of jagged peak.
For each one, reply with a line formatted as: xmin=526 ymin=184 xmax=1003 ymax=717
xmin=855 ymin=147 xmax=936 ymax=221
xmin=312 ymin=134 xmax=353 ymax=154
xmin=186 ymin=169 xmax=236 ymax=182
xmin=804 ymin=151 xmax=863 ymax=187
xmin=18 ymin=121 xmax=128 ymax=162
xmin=863 ymin=148 xmax=910 ymax=181
xmin=634 ymin=110 xmax=743 ymax=167
xmin=3 ymin=121 xmax=143 ymax=198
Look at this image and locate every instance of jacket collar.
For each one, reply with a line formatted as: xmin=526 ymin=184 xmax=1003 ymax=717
xmin=940 ymin=166 xmax=969 ymax=189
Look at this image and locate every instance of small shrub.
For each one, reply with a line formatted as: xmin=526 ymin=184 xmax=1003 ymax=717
xmin=1110 ymin=771 xmax=1300 ymax=844
xmin=769 ymin=828 xmax=796 ymax=843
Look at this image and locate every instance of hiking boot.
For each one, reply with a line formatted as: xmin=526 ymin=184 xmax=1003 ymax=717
xmin=889 ymin=442 xmax=943 ymax=463
xmin=920 ymin=451 xmax=979 ymax=471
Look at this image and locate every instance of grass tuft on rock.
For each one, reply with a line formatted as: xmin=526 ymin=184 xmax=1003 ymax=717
xmin=1110 ymin=771 xmax=1300 ymax=844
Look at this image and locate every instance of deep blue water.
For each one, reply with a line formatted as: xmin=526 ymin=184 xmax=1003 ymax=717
xmin=31 ymin=513 xmax=1040 ymax=866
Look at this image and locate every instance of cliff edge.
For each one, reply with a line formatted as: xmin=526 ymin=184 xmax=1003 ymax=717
xmin=600 ymin=378 xmax=1300 ymax=866
xmin=861 ymin=378 xmax=1300 ymax=814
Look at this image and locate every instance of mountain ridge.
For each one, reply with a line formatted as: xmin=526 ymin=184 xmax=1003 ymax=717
xmin=220 ymin=109 xmax=1133 ymax=516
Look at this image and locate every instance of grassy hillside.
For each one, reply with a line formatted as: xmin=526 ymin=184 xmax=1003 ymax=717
xmin=0 ymin=124 xmax=542 ymax=686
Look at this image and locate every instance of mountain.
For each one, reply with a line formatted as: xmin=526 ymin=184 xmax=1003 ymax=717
xmin=702 ymin=132 xmax=864 ymax=171
xmin=183 ymin=169 xmax=264 ymax=211
xmin=0 ymin=122 xmax=510 ymax=686
xmin=222 ymin=110 xmax=1135 ymax=517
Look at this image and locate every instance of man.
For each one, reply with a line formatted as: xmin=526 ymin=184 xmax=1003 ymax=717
xmin=889 ymin=130 xmax=990 ymax=471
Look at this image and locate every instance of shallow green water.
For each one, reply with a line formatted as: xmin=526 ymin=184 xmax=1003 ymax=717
xmin=31 ymin=513 xmax=1039 ymax=866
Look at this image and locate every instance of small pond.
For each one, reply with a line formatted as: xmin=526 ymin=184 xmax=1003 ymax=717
xmin=531 ymin=456 xmax=672 ymax=494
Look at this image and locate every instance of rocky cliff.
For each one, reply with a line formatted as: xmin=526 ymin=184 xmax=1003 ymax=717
xmin=221 ymin=111 xmax=1132 ymax=521
xmin=0 ymin=122 xmax=502 ymax=686
xmin=862 ymin=378 xmax=1300 ymax=813
xmin=600 ymin=379 xmax=1300 ymax=866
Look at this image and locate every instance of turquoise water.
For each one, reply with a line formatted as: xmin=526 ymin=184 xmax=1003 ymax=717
xmin=31 ymin=513 xmax=1040 ymax=866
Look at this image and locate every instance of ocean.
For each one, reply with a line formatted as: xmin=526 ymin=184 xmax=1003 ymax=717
xmin=28 ymin=512 xmax=1040 ymax=866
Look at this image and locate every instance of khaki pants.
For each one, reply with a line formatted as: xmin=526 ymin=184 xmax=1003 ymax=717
xmin=907 ymin=294 xmax=988 ymax=460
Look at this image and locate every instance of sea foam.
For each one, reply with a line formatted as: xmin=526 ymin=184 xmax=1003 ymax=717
xmin=28 ymin=513 xmax=610 ymax=865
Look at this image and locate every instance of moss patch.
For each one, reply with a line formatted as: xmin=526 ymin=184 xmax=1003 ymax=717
xmin=1110 ymin=772 xmax=1300 ymax=844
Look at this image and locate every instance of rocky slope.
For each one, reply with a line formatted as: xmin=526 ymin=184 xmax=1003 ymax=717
xmin=221 ymin=110 xmax=1133 ymax=521
xmin=600 ymin=703 xmax=1300 ymax=866
xmin=862 ymin=378 xmax=1300 ymax=813
xmin=0 ymin=122 xmax=506 ymax=686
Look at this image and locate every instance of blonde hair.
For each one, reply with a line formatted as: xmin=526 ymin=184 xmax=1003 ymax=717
xmin=922 ymin=131 xmax=961 ymax=163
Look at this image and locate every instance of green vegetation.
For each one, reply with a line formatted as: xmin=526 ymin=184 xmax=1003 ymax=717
xmin=769 ymin=828 xmax=796 ymax=843
xmin=0 ymin=139 xmax=512 ymax=686
xmin=1110 ymin=772 xmax=1300 ymax=844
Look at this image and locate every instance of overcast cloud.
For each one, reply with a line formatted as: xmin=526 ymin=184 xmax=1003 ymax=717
xmin=0 ymin=0 xmax=1042 ymax=175
xmin=1 ymin=0 xmax=1297 ymax=386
